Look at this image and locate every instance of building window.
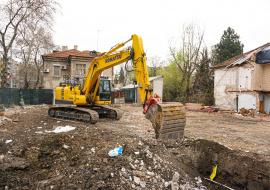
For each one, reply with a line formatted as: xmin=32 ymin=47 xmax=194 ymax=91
xmin=53 ymin=64 xmax=61 ymax=77
xmin=76 ymin=64 xmax=86 ymax=75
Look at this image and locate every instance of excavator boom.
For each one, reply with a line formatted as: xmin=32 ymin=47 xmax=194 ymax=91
xmin=49 ymin=34 xmax=186 ymax=140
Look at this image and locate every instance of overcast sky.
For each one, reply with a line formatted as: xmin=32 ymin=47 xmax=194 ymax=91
xmin=54 ymin=0 xmax=270 ymax=61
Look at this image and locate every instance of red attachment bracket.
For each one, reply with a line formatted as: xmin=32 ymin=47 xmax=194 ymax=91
xmin=143 ymin=94 xmax=162 ymax=114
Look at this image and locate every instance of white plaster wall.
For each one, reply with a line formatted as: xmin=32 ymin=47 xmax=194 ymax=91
xmin=151 ymin=77 xmax=163 ymax=100
xmin=214 ymin=68 xmax=237 ymax=110
xmin=238 ymin=67 xmax=252 ymax=91
xmin=264 ymin=94 xmax=270 ymax=114
xmin=238 ymin=94 xmax=256 ymax=111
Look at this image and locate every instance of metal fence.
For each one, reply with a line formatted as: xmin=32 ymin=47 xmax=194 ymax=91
xmin=0 ymin=88 xmax=53 ymax=108
xmin=118 ymin=89 xmax=136 ymax=103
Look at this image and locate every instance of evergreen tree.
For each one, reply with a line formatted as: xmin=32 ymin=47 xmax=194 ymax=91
xmin=192 ymin=48 xmax=214 ymax=105
xmin=119 ymin=67 xmax=125 ymax=84
xmin=213 ymin=27 xmax=244 ymax=65
xmin=114 ymin=73 xmax=119 ymax=84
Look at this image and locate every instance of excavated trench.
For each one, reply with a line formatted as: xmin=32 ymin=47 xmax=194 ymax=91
xmin=164 ymin=139 xmax=270 ymax=190
xmin=1 ymin=133 xmax=269 ymax=189
xmin=1 ymin=105 xmax=269 ymax=189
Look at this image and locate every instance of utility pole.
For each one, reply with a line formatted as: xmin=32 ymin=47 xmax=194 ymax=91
xmin=10 ymin=0 xmax=13 ymax=88
xmin=97 ymin=30 xmax=101 ymax=51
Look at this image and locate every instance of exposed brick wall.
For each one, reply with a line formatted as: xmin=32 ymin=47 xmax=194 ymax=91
xmin=214 ymin=61 xmax=270 ymax=111
xmin=252 ymin=62 xmax=270 ymax=91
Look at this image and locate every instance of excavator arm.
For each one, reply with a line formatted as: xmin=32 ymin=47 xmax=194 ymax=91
xmin=51 ymin=34 xmax=186 ymax=140
xmin=79 ymin=35 xmax=152 ymax=107
xmin=83 ymin=34 xmax=186 ymax=139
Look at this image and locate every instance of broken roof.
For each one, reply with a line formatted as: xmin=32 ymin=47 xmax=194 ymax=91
xmin=42 ymin=49 xmax=101 ymax=59
xmin=212 ymin=43 xmax=270 ymax=69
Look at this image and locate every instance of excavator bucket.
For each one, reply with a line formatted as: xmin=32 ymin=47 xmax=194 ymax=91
xmin=145 ymin=102 xmax=186 ymax=140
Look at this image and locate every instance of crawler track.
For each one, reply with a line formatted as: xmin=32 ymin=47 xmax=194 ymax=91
xmin=48 ymin=105 xmax=123 ymax=124
xmin=48 ymin=106 xmax=99 ymax=124
xmin=95 ymin=105 xmax=123 ymax=120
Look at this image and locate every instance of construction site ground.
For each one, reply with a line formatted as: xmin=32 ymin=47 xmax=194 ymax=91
xmin=0 ymin=104 xmax=269 ymax=190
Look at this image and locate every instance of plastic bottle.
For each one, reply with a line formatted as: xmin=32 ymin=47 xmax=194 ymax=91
xmin=108 ymin=147 xmax=122 ymax=157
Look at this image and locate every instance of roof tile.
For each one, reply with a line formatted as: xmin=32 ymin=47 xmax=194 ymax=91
xmin=43 ymin=49 xmax=101 ymax=59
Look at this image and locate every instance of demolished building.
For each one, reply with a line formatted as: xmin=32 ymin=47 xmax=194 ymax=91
xmin=213 ymin=43 xmax=270 ymax=114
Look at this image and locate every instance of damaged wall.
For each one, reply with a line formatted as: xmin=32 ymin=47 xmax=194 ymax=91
xmin=239 ymin=65 xmax=253 ymax=91
xmin=214 ymin=43 xmax=270 ymax=113
xmin=214 ymin=67 xmax=237 ymax=110
xmin=238 ymin=93 xmax=256 ymax=112
xmin=214 ymin=64 xmax=256 ymax=111
xmin=252 ymin=63 xmax=270 ymax=91
xmin=263 ymin=94 xmax=270 ymax=114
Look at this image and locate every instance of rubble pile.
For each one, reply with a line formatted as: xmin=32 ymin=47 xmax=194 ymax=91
xmin=0 ymin=131 xmax=207 ymax=189
xmin=0 ymin=105 xmax=269 ymax=189
xmin=0 ymin=105 xmax=47 ymax=126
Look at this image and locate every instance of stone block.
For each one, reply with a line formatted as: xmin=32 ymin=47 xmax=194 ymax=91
xmin=9 ymin=102 xmax=15 ymax=108
xmin=0 ymin=104 xmax=5 ymax=112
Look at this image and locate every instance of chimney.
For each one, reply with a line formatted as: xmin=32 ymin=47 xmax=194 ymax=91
xmin=74 ymin=45 xmax=78 ymax=50
xmin=62 ymin=46 xmax=68 ymax=51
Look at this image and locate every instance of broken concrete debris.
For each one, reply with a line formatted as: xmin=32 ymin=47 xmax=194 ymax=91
xmin=171 ymin=172 xmax=180 ymax=190
xmin=185 ymin=103 xmax=205 ymax=111
xmin=0 ymin=104 xmax=269 ymax=189
xmin=133 ymin=176 xmax=140 ymax=184
xmin=202 ymin=107 xmax=219 ymax=112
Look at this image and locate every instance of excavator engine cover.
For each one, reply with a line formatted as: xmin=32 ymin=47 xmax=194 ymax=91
xmin=145 ymin=102 xmax=186 ymax=140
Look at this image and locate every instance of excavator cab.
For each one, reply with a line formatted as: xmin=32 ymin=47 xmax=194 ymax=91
xmin=95 ymin=79 xmax=111 ymax=104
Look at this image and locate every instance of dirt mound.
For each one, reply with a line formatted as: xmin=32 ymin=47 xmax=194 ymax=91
xmin=0 ymin=105 xmax=269 ymax=189
xmin=0 ymin=129 xmax=204 ymax=189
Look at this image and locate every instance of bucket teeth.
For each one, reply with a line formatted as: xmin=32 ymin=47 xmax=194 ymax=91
xmin=146 ymin=103 xmax=186 ymax=140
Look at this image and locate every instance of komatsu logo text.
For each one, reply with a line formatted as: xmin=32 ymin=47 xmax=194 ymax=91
xmin=105 ymin=55 xmax=122 ymax=63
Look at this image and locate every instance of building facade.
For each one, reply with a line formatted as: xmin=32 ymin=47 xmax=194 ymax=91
xmin=213 ymin=43 xmax=270 ymax=114
xmin=42 ymin=47 xmax=113 ymax=90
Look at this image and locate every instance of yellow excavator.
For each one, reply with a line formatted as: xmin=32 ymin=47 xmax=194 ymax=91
xmin=48 ymin=34 xmax=186 ymax=140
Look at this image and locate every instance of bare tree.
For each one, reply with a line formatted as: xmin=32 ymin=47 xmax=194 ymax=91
xmin=16 ymin=15 xmax=55 ymax=88
xmin=147 ymin=56 xmax=164 ymax=77
xmin=0 ymin=0 xmax=58 ymax=88
xmin=169 ymin=22 xmax=204 ymax=100
xmin=33 ymin=29 xmax=55 ymax=89
xmin=16 ymin=27 xmax=54 ymax=89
